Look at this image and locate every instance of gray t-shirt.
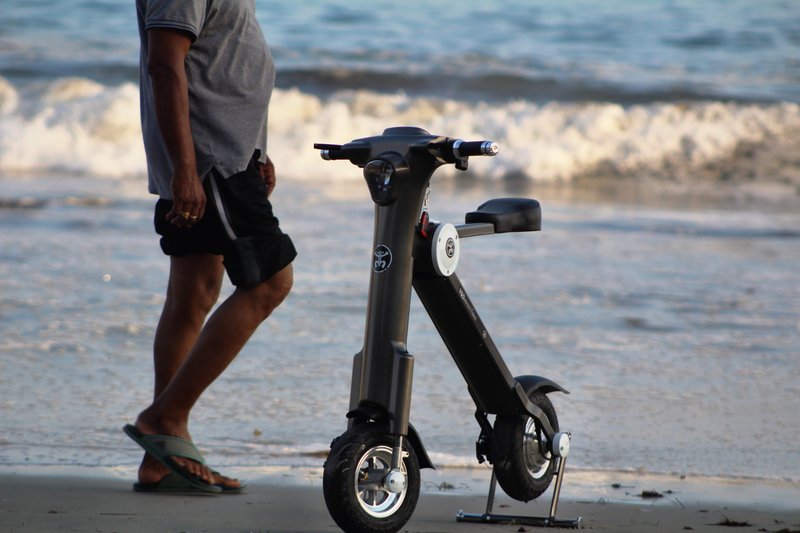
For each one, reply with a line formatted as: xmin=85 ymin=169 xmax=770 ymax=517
xmin=136 ymin=0 xmax=275 ymax=199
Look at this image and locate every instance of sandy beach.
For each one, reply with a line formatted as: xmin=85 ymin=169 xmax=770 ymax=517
xmin=1 ymin=467 xmax=798 ymax=533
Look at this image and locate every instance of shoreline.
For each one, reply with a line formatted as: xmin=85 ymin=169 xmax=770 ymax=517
xmin=4 ymin=464 xmax=800 ymax=509
xmin=1 ymin=467 xmax=798 ymax=532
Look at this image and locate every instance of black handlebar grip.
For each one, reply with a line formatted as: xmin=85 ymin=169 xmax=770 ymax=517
xmin=320 ymin=149 xmax=350 ymax=161
xmin=453 ymin=140 xmax=500 ymax=158
xmin=313 ymin=143 xmax=348 ymax=160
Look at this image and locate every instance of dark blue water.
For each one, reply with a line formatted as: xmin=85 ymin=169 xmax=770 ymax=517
xmin=1 ymin=0 xmax=798 ymax=103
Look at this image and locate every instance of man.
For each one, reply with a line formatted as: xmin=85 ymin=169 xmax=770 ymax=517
xmin=124 ymin=0 xmax=296 ymax=493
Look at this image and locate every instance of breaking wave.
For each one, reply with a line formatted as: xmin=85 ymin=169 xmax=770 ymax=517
xmin=1 ymin=76 xmax=798 ymax=196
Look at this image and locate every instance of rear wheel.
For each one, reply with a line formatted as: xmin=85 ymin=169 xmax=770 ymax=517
xmin=491 ymin=390 xmax=558 ymax=502
xmin=323 ymin=424 xmax=420 ymax=533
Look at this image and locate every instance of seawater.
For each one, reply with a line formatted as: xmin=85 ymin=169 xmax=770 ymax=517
xmin=1 ymin=176 xmax=798 ymax=482
xmin=0 ymin=0 xmax=799 ymax=483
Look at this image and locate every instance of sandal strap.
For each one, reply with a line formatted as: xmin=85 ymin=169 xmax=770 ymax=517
xmin=139 ymin=434 xmax=206 ymax=464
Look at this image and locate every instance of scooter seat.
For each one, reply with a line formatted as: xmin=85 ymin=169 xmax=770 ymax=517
xmin=465 ymin=198 xmax=541 ymax=233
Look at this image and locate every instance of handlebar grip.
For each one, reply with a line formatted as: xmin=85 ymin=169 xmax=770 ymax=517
xmin=313 ymin=143 xmax=349 ymax=161
xmin=453 ymin=140 xmax=499 ymax=158
xmin=314 ymin=142 xmax=372 ymax=163
xmin=320 ymin=149 xmax=350 ymax=161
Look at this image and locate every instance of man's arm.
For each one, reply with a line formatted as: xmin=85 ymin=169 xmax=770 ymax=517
xmin=146 ymin=28 xmax=205 ymax=226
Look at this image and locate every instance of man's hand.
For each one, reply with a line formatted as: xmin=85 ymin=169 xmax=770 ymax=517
xmin=259 ymin=155 xmax=276 ymax=197
xmin=166 ymin=167 xmax=206 ymax=227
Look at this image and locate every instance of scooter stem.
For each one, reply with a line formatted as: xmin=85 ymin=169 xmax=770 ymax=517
xmin=348 ymin=127 xmax=443 ymax=436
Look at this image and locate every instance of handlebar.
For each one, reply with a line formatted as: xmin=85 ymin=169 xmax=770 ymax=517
xmin=314 ymin=129 xmax=499 ymax=204
xmin=313 ymin=136 xmax=499 ymax=168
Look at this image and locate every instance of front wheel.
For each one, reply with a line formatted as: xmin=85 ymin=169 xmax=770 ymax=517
xmin=323 ymin=424 xmax=420 ymax=533
xmin=491 ymin=390 xmax=559 ymax=502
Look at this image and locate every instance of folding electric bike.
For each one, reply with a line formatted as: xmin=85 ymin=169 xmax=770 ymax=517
xmin=314 ymin=127 xmax=580 ymax=532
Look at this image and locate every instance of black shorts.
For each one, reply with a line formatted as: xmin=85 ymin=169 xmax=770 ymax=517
xmin=154 ymin=156 xmax=296 ymax=287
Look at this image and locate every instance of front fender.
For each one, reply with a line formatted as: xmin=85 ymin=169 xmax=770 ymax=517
xmin=406 ymin=423 xmax=435 ymax=470
xmin=346 ymin=404 xmax=434 ymax=470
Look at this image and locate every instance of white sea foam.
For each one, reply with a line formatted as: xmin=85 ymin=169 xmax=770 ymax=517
xmin=0 ymin=77 xmax=144 ymax=177
xmin=1 ymin=76 xmax=798 ymax=192
xmin=0 ymin=77 xmax=19 ymax=116
xmin=274 ymin=90 xmax=800 ymax=189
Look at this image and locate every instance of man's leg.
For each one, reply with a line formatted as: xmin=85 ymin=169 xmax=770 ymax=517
xmin=154 ymin=255 xmax=225 ymax=398
xmin=138 ymin=254 xmax=224 ymax=485
xmin=135 ymin=263 xmax=294 ymax=485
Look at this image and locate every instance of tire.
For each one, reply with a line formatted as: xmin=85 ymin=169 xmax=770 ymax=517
xmin=323 ymin=424 xmax=420 ymax=533
xmin=491 ymin=390 xmax=558 ymax=502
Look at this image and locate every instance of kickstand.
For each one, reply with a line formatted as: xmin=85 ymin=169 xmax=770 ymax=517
xmin=456 ymin=454 xmax=581 ymax=528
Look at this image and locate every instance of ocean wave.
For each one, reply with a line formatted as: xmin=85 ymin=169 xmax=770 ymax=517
xmin=1 ymin=76 xmax=799 ymax=195
xmin=0 ymin=197 xmax=47 ymax=209
xmin=0 ymin=76 xmax=144 ymax=177
xmin=276 ymin=67 xmax=734 ymax=104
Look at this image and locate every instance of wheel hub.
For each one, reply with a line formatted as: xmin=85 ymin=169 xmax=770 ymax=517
xmin=384 ymin=469 xmax=407 ymax=493
xmin=354 ymin=445 xmax=407 ymax=517
xmin=522 ymin=419 xmax=552 ymax=479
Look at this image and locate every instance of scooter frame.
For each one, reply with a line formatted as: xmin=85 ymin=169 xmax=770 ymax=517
xmin=316 ymin=126 xmax=579 ymax=529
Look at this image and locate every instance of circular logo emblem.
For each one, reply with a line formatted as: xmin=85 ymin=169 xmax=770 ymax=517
xmin=373 ymin=244 xmax=392 ymax=273
xmin=445 ymin=237 xmax=456 ymax=258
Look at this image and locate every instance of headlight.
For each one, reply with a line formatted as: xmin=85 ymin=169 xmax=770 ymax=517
xmin=363 ymin=152 xmax=408 ymax=205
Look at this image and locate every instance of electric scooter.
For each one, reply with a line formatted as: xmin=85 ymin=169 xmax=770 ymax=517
xmin=315 ymin=127 xmax=580 ymax=533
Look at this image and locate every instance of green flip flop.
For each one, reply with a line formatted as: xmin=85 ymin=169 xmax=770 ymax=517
xmin=123 ymin=424 xmax=223 ymax=494
xmin=133 ymin=471 xmax=246 ymax=494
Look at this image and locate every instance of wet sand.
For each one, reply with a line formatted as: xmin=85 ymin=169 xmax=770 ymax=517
xmin=1 ymin=468 xmax=798 ymax=532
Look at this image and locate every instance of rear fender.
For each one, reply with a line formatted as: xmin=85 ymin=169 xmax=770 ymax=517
xmin=513 ymin=375 xmax=568 ymax=441
xmin=515 ymin=374 xmax=569 ymax=396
